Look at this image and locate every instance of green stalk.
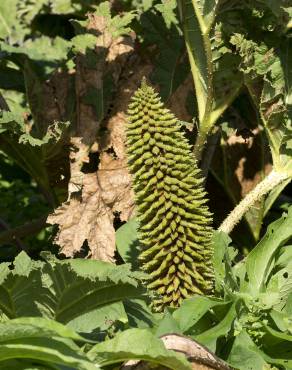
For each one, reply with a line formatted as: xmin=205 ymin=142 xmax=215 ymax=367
xmin=178 ymin=0 xmax=213 ymax=124
xmin=178 ymin=0 xmax=240 ymax=162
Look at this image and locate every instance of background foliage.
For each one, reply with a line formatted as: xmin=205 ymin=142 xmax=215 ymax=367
xmin=0 ymin=0 xmax=292 ymax=369
xmin=1 ymin=0 xmax=291 ymax=259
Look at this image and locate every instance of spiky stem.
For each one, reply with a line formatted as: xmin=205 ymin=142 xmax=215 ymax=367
xmin=218 ymin=170 xmax=289 ymax=234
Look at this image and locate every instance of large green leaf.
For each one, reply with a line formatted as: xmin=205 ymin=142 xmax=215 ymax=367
xmin=123 ymin=298 xmax=157 ymax=329
xmin=228 ymin=330 xmax=269 ymax=370
xmin=195 ymin=302 xmax=237 ymax=352
xmin=172 ymin=295 xmax=227 ymax=333
xmin=0 ymin=317 xmax=86 ymax=342
xmin=0 ymin=252 xmax=144 ymax=335
xmin=0 ymin=359 xmax=52 ymax=370
xmin=0 ymin=340 xmax=96 ymax=370
xmin=0 ymin=36 xmax=71 ymax=77
xmin=88 ymin=328 xmax=192 ymax=370
xmin=260 ymin=325 xmax=292 ymax=368
xmin=264 ymin=325 xmax=292 ymax=343
xmin=0 ymin=318 xmax=98 ymax=370
xmin=245 ymin=207 xmax=292 ymax=294
xmin=153 ymin=310 xmax=182 ymax=337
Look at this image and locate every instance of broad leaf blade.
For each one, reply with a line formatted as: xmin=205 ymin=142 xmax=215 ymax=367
xmin=88 ymin=328 xmax=192 ymax=370
xmin=195 ymin=302 xmax=237 ymax=352
xmin=246 ymin=207 xmax=292 ymax=294
xmin=0 ymin=317 xmax=87 ymax=342
xmin=0 ymin=338 xmax=97 ymax=370
xmin=172 ymin=295 xmax=227 ymax=333
xmin=0 ymin=252 xmax=144 ymax=335
xmin=228 ymin=331 xmax=269 ymax=370
xmin=0 ymin=320 xmax=98 ymax=370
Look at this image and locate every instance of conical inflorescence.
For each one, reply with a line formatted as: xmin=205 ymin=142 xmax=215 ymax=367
xmin=126 ymin=79 xmax=214 ymax=311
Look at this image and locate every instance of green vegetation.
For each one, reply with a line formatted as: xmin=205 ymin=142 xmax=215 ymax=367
xmin=0 ymin=0 xmax=291 ymax=369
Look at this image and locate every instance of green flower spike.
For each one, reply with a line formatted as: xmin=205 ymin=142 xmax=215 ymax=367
xmin=126 ymin=78 xmax=214 ymax=312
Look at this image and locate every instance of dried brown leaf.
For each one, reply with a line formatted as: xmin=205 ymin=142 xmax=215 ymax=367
xmin=98 ymin=153 xmax=134 ymax=221
xmin=47 ymin=148 xmax=135 ymax=260
xmin=47 ymin=16 xmax=152 ymax=260
xmin=47 ymin=173 xmax=116 ymax=261
xmin=75 ymin=12 xmax=134 ymax=144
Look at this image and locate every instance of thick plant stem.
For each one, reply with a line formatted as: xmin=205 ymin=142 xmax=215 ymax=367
xmin=194 ymin=127 xmax=209 ymax=162
xmin=218 ymin=170 xmax=289 ymax=234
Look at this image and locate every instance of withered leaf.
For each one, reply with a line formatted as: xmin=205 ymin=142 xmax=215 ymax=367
xmin=48 ymin=173 xmax=116 ymax=261
xmin=47 ymin=174 xmax=115 ymax=261
xmin=47 ymin=150 xmax=134 ymax=261
xmin=47 ymin=10 xmax=148 ymax=261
